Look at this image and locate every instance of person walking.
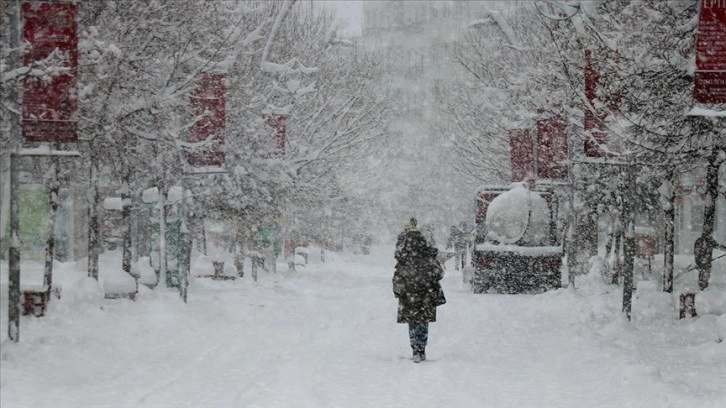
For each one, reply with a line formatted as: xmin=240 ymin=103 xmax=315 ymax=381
xmin=395 ymin=220 xmax=413 ymax=259
xmin=393 ymin=217 xmax=445 ymax=363
xmin=446 ymin=222 xmax=469 ymax=271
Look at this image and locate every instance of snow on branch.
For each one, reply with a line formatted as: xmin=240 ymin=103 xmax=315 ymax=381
xmin=1 ymin=48 xmax=73 ymax=83
xmin=294 ymin=81 xmax=316 ymax=97
xmin=468 ymin=12 xmax=531 ymax=52
xmin=18 ymin=146 xmax=81 ymax=157
xmin=328 ymin=38 xmax=354 ymax=47
xmin=261 ymin=58 xmax=319 ymax=75
xmin=262 ymin=104 xmax=291 ymax=116
xmin=259 ymin=0 xmax=320 ymax=76
xmin=489 ymin=11 xmax=519 ymax=49
xmin=260 ymin=0 xmax=297 ymax=70
xmin=687 ymin=107 xmax=726 ymax=118
xmin=176 ymin=134 xmax=222 ymax=150
xmin=215 ymin=18 xmax=269 ymax=72
xmin=534 ymin=1 xmax=581 ymax=21
xmin=125 ymin=126 xmax=159 ymax=141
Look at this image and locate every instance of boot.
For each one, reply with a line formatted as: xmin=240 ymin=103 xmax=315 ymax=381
xmin=412 ymin=348 xmax=426 ymax=363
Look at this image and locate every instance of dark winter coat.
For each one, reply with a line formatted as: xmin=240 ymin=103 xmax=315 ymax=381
xmin=393 ymin=230 xmax=443 ymax=324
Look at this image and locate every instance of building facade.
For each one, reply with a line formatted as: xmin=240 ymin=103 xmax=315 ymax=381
xmin=361 ymin=1 xmax=499 ymax=230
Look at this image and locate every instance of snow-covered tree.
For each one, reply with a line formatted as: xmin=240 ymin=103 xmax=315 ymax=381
xmin=194 ymin=2 xmax=394 ymax=257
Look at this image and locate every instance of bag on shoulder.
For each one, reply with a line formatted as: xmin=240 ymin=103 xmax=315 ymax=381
xmin=433 ymin=281 xmax=446 ymax=307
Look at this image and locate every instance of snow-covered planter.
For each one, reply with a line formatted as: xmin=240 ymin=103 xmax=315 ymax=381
xmin=61 ymin=276 xmax=104 ymax=309
xmin=697 ymin=285 xmax=726 ymax=316
xmin=192 ymin=255 xmax=217 ymax=277
xmin=134 ymin=257 xmax=158 ymax=288
xmin=100 ymin=266 xmax=137 ymax=300
xmin=632 ymin=280 xmax=677 ymax=323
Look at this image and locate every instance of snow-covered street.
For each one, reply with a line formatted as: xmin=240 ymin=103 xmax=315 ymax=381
xmin=3 ymin=1 xmax=726 ymax=407
xmin=1 ymin=245 xmax=724 ymax=408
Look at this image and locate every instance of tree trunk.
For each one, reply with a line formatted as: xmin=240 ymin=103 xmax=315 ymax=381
xmin=566 ymin=212 xmax=577 ymax=287
xmin=180 ymin=223 xmax=191 ymax=302
xmin=120 ymin=177 xmax=138 ymax=298
xmin=663 ymin=174 xmax=675 ymax=293
xmin=0 ymin=164 xmax=10 ymax=260
xmin=235 ymin=215 xmax=245 ymax=278
xmin=44 ymin=157 xmax=60 ymax=294
xmin=612 ymin=213 xmax=623 ymax=285
xmin=582 ymin=211 xmax=598 ymax=260
xmin=159 ymin=184 xmax=168 ymax=287
xmin=698 ymin=148 xmax=721 ymax=291
xmin=8 ymin=151 xmax=21 ymax=342
xmin=200 ymin=218 xmax=208 ymax=256
xmin=131 ymin=190 xmax=140 ymax=263
xmin=605 ymin=221 xmax=615 ymax=261
xmin=622 ymin=165 xmax=636 ymax=320
xmin=180 ymin=180 xmax=190 ymax=301
xmin=88 ymin=159 xmax=101 ymax=280
xmin=7 ymin=0 xmax=21 ymax=342
xmin=121 ymin=179 xmax=132 ymax=275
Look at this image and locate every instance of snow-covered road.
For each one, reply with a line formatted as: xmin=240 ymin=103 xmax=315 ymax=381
xmin=1 ymin=245 xmax=724 ymax=408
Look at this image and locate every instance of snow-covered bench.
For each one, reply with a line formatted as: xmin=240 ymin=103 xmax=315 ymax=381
xmin=192 ymin=255 xmax=237 ymax=280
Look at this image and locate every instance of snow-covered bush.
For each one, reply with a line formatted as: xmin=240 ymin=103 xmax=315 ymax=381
xmin=61 ymin=276 xmax=104 ymax=310
xmin=631 ymin=280 xmax=677 ymax=324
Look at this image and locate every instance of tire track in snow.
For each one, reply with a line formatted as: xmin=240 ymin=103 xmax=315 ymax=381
xmin=126 ymin=343 xmax=225 ymax=408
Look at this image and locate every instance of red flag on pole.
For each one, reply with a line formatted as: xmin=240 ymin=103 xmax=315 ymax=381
xmin=22 ymin=2 xmax=78 ymax=143
xmin=536 ymin=114 xmax=568 ymax=180
xmin=509 ymin=129 xmax=534 ymax=182
xmin=265 ymin=114 xmax=287 ymax=154
xmin=188 ymin=74 xmax=226 ymax=167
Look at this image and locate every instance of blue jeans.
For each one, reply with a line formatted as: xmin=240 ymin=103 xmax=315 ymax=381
xmin=408 ymin=322 xmax=429 ymax=351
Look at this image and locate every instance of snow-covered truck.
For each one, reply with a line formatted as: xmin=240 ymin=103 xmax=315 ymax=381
xmin=470 ymin=183 xmax=563 ymax=294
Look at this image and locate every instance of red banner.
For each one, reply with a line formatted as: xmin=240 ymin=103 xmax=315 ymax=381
xmin=584 ymin=49 xmax=608 ymax=158
xmin=509 ymin=129 xmax=534 ymax=182
xmin=694 ymin=0 xmax=726 ymax=103
xmin=265 ymin=114 xmax=287 ymax=154
xmin=188 ymin=74 xmax=226 ymax=167
xmin=22 ymin=2 xmax=78 ymax=142
xmin=536 ymin=114 xmax=568 ymax=180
